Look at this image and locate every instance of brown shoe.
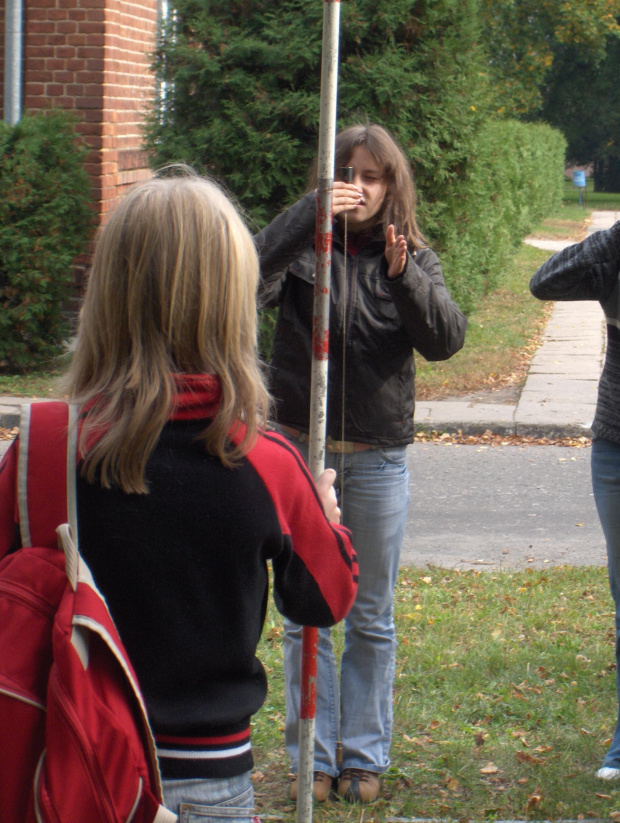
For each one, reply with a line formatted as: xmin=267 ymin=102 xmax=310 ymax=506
xmin=289 ymin=771 xmax=334 ymax=802
xmin=337 ymin=768 xmax=380 ymax=802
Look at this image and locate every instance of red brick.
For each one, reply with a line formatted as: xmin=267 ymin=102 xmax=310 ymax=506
xmin=76 ymin=71 xmax=101 ymax=83
xmin=45 ymin=58 xmax=66 ymax=70
xmin=28 ymin=21 xmax=56 ymax=33
xmin=56 ymin=21 xmax=78 ymax=34
xmin=76 ymin=95 xmax=103 ymax=108
xmin=53 ymin=71 xmax=76 ymax=83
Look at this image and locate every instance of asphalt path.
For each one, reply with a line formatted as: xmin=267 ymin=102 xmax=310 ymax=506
xmin=402 ymin=441 xmax=606 ymax=571
xmin=0 ymin=438 xmax=607 ymax=572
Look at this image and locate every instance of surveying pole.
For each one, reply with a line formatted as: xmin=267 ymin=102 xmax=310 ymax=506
xmin=297 ymin=1 xmax=341 ymax=821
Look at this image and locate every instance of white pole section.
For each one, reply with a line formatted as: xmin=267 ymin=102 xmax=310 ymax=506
xmin=4 ymin=0 xmax=23 ymax=125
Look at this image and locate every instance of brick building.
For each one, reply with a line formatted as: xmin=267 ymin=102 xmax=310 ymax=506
xmin=0 ymin=0 xmax=160 ymax=223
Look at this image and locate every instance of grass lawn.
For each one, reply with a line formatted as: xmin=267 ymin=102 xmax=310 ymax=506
xmin=415 ymin=188 xmax=617 ymax=400
xmin=416 ymin=243 xmax=553 ymax=399
xmin=0 ymin=369 xmax=63 ymax=398
xmin=252 ymin=565 xmax=619 ymax=821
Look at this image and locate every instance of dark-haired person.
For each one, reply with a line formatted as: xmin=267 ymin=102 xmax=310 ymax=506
xmin=256 ymin=123 xmax=467 ymax=802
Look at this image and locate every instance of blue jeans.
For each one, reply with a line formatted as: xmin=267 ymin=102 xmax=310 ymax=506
xmin=283 ymin=444 xmax=410 ymax=776
xmin=592 ymin=438 xmax=620 ymax=768
xmin=162 ymin=772 xmax=256 ymax=822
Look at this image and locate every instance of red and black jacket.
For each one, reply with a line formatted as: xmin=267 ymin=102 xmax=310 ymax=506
xmin=0 ymin=375 xmax=358 ymax=779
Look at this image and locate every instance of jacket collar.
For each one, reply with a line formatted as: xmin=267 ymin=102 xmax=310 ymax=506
xmin=170 ymin=373 xmax=221 ymax=421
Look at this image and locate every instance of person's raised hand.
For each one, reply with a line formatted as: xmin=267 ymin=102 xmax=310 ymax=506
xmin=331 ymin=181 xmax=362 ymax=218
xmin=385 ymin=224 xmax=407 ymax=279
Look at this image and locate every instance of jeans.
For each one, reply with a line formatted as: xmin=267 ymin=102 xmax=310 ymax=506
xmin=592 ymin=437 xmax=620 ymax=768
xmin=162 ymin=772 xmax=256 ymax=822
xmin=282 ymin=443 xmax=410 ymax=776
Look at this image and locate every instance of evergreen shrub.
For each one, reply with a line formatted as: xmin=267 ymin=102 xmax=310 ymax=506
xmin=437 ymin=119 xmax=566 ymax=312
xmin=145 ymin=0 xmax=565 ymax=323
xmin=0 ymin=110 xmax=94 ymax=372
xmin=145 ymin=0 xmax=489 ymax=228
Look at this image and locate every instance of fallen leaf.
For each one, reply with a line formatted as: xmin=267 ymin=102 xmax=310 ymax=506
xmin=608 ymin=811 xmax=620 ymax=822
xmin=525 ymin=787 xmax=543 ymax=812
xmin=480 ymin=762 xmax=499 ymax=775
xmin=596 ymin=793 xmax=612 ymax=799
xmin=516 ymin=750 xmax=545 ymax=765
xmin=475 ymin=732 xmax=488 ymax=746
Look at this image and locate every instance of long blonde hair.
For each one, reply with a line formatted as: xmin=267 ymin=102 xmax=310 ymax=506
xmin=310 ymin=123 xmax=427 ymax=250
xmin=63 ymin=167 xmax=271 ymax=494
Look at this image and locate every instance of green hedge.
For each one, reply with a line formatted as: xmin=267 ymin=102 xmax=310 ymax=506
xmin=0 ymin=110 xmax=94 ymax=372
xmin=431 ymin=119 xmax=566 ymax=313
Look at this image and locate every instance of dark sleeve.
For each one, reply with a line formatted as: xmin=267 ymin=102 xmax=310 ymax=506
xmin=254 ymin=193 xmax=317 ymax=308
xmin=0 ymin=440 xmax=20 ymax=559
xmin=382 ymin=247 xmax=468 ymax=361
xmin=530 ymin=221 xmax=620 ymax=303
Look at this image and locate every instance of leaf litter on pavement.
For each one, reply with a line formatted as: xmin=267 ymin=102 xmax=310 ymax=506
xmin=414 ymin=428 xmax=591 ymax=448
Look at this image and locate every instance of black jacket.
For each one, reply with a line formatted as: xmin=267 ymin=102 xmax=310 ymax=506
xmin=256 ymin=192 xmax=467 ymax=445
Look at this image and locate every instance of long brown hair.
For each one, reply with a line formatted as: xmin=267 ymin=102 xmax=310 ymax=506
xmin=62 ymin=167 xmax=271 ymax=494
xmin=310 ymin=122 xmax=427 ymax=250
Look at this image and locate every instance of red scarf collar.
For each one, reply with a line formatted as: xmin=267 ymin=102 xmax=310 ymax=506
xmin=170 ymin=373 xmax=222 ymax=420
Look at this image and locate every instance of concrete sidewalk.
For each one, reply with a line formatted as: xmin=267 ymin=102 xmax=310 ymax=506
xmin=414 ymin=209 xmax=620 ymax=438
xmin=2 ymin=211 xmax=619 ymax=441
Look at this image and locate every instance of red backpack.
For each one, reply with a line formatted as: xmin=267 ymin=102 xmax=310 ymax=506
xmin=0 ymin=401 xmax=177 ymax=823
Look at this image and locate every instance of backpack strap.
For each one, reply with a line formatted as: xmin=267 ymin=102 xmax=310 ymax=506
xmin=18 ymin=402 xmax=78 ymax=550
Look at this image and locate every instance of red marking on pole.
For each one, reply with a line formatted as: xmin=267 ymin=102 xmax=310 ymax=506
xmin=300 ymin=626 xmax=318 ymax=719
xmin=315 ymin=225 xmax=332 ymax=257
xmin=312 ymin=319 xmax=330 ymax=360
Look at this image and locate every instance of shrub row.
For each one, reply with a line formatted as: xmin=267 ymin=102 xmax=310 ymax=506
xmin=0 ymin=110 xmax=93 ymax=372
xmin=430 ymin=119 xmax=566 ymax=313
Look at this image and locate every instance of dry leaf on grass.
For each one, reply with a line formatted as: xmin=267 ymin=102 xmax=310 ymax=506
xmin=480 ymin=762 xmax=499 ymax=775
xmin=525 ymin=787 xmax=543 ymax=812
xmin=516 ymin=750 xmax=545 ymax=765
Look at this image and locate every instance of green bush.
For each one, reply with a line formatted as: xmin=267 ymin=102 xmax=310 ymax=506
xmin=145 ymin=0 xmax=490 ymax=228
xmin=0 ymin=110 xmax=94 ymax=372
xmin=435 ymin=119 xmax=566 ymax=312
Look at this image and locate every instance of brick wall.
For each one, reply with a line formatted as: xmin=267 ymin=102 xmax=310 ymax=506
xmin=0 ymin=0 xmax=159 ymax=222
